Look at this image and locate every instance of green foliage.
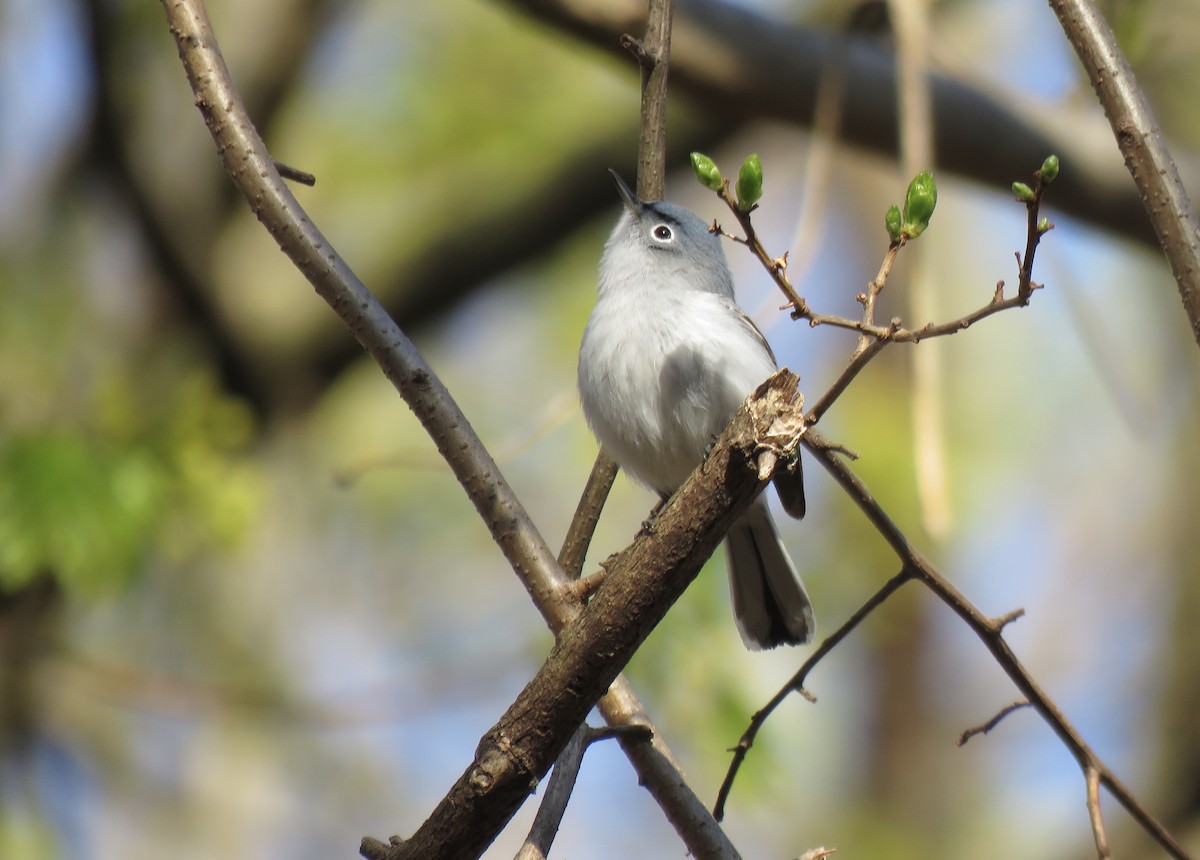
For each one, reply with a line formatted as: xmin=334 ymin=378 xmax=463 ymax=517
xmin=0 ymin=373 xmax=260 ymax=596
xmin=735 ymin=153 xmax=763 ymax=211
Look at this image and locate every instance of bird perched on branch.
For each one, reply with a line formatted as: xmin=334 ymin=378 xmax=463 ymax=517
xmin=578 ymin=171 xmax=813 ymax=649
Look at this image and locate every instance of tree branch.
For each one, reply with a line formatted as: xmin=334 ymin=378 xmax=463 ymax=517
xmin=557 ymin=453 xmax=619 ymax=580
xmin=159 ymin=0 xmax=586 ymax=617
xmin=363 ymin=371 xmax=804 ymax=859
xmin=1048 ymin=0 xmax=1200 ymax=349
xmin=715 ymin=429 xmax=1193 ymax=860
xmin=160 ymin=3 xmax=740 ymax=857
xmin=709 ymin=142 xmax=1188 ymax=852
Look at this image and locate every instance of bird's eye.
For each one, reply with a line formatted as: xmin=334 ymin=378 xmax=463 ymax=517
xmin=651 ymin=224 xmax=673 ymax=242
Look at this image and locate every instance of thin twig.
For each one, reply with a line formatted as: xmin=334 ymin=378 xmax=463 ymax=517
xmin=793 ymin=433 xmax=1191 ymax=860
xmin=566 ymin=1 xmax=742 ymax=857
xmin=713 ymin=162 xmax=1053 ymax=426
xmin=511 ymin=719 xmax=652 ymax=854
xmin=558 ymin=453 xmax=619 ymax=579
xmin=957 ymin=700 xmax=1031 ymax=747
xmin=631 ymin=0 xmax=673 ymax=202
xmin=559 ymin=569 xmax=607 ymax=602
xmin=714 ymin=567 xmax=913 ymax=821
xmin=512 ymin=723 xmax=654 ymax=860
xmin=1086 ymin=765 xmax=1113 ymax=860
xmin=710 ymin=190 xmax=809 ymax=315
xmin=854 ymin=243 xmax=903 ymax=356
xmin=788 ymin=174 xmax=1050 ymax=433
xmin=804 ymin=334 xmax=891 ymax=427
xmin=515 ymin=726 xmax=589 ymax=860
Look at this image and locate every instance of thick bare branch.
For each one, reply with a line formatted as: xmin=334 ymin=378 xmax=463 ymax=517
xmin=364 ymin=371 xmax=803 ymax=859
xmin=1048 ymin=0 xmax=1200 ymax=349
xmin=160 ymin=3 xmax=738 ymax=857
xmin=158 ymin=0 xmax=580 ymax=635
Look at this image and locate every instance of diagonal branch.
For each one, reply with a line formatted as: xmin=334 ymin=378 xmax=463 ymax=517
xmin=714 ymin=565 xmax=912 ymax=821
xmin=157 ymin=0 xmax=580 ymax=630
xmin=364 ymin=371 xmax=804 ymax=859
xmin=1048 ymin=0 xmax=1200 ymax=349
xmin=160 ymin=3 xmax=739 ymax=858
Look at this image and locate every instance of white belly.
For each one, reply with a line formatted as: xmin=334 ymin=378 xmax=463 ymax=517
xmin=578 ymin=289 xmax=777 ymax=493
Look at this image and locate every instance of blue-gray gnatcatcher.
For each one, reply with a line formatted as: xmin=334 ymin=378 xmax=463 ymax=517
xmin=577 ymin=171 xmax=814 ymax=649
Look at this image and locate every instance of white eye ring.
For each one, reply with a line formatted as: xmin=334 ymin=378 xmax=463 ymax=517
xmin=651 ymin=224 xmax=673 ymax=242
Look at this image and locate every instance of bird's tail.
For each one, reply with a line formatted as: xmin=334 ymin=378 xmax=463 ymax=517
xmin=724 ymin=498 xmax=814 ymax=649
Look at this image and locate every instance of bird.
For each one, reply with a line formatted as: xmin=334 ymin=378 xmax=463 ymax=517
xmin=577 ymin=170 xmax=814 ymax=649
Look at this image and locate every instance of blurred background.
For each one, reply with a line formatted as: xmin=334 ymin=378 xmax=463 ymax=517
xmin=2 ymin=0 xmax=1200 ymax=857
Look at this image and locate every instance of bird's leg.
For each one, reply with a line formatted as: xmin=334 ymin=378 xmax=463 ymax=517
xmin=637 ymin=493 xmax=671 ymax=536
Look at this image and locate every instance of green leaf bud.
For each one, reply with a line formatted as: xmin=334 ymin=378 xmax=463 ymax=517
xmin=690 ymin=152 xmax=724 ymax=191
xmin=736 ymin=153 xmax=764 ymax=211
xmin=1012 ymin=181 xmax=1035 ymax=202
xmin=885 ymin=204 xmax=903 ymax=243
xmin=901 ymin=171 xmax=937 ymax=238
xmin=1039 ymin=154 xmax=1060 ymax=184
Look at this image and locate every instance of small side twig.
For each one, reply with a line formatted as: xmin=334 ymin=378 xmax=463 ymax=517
xmin=853 ymin=242 xmax=903 ymax=356
xmin=514 ymin=724 xmax=654 ymax=860
xmin=515 ymin=726 xmax=589 ymax=860
xmin=956 ymin=700 xmax=1031 ymax=747
xmin=709 ymin=187 xmax=809 ymax=315
xmin=559 ymin=569 xmax=607 ymax=603
xmin=558 ymin=453 xmax=619 ymax=580
xmin=1086 ymin=765 xmax=1113 ymax=860
xmin=273 ymin=159 xmax=316 ymax=186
